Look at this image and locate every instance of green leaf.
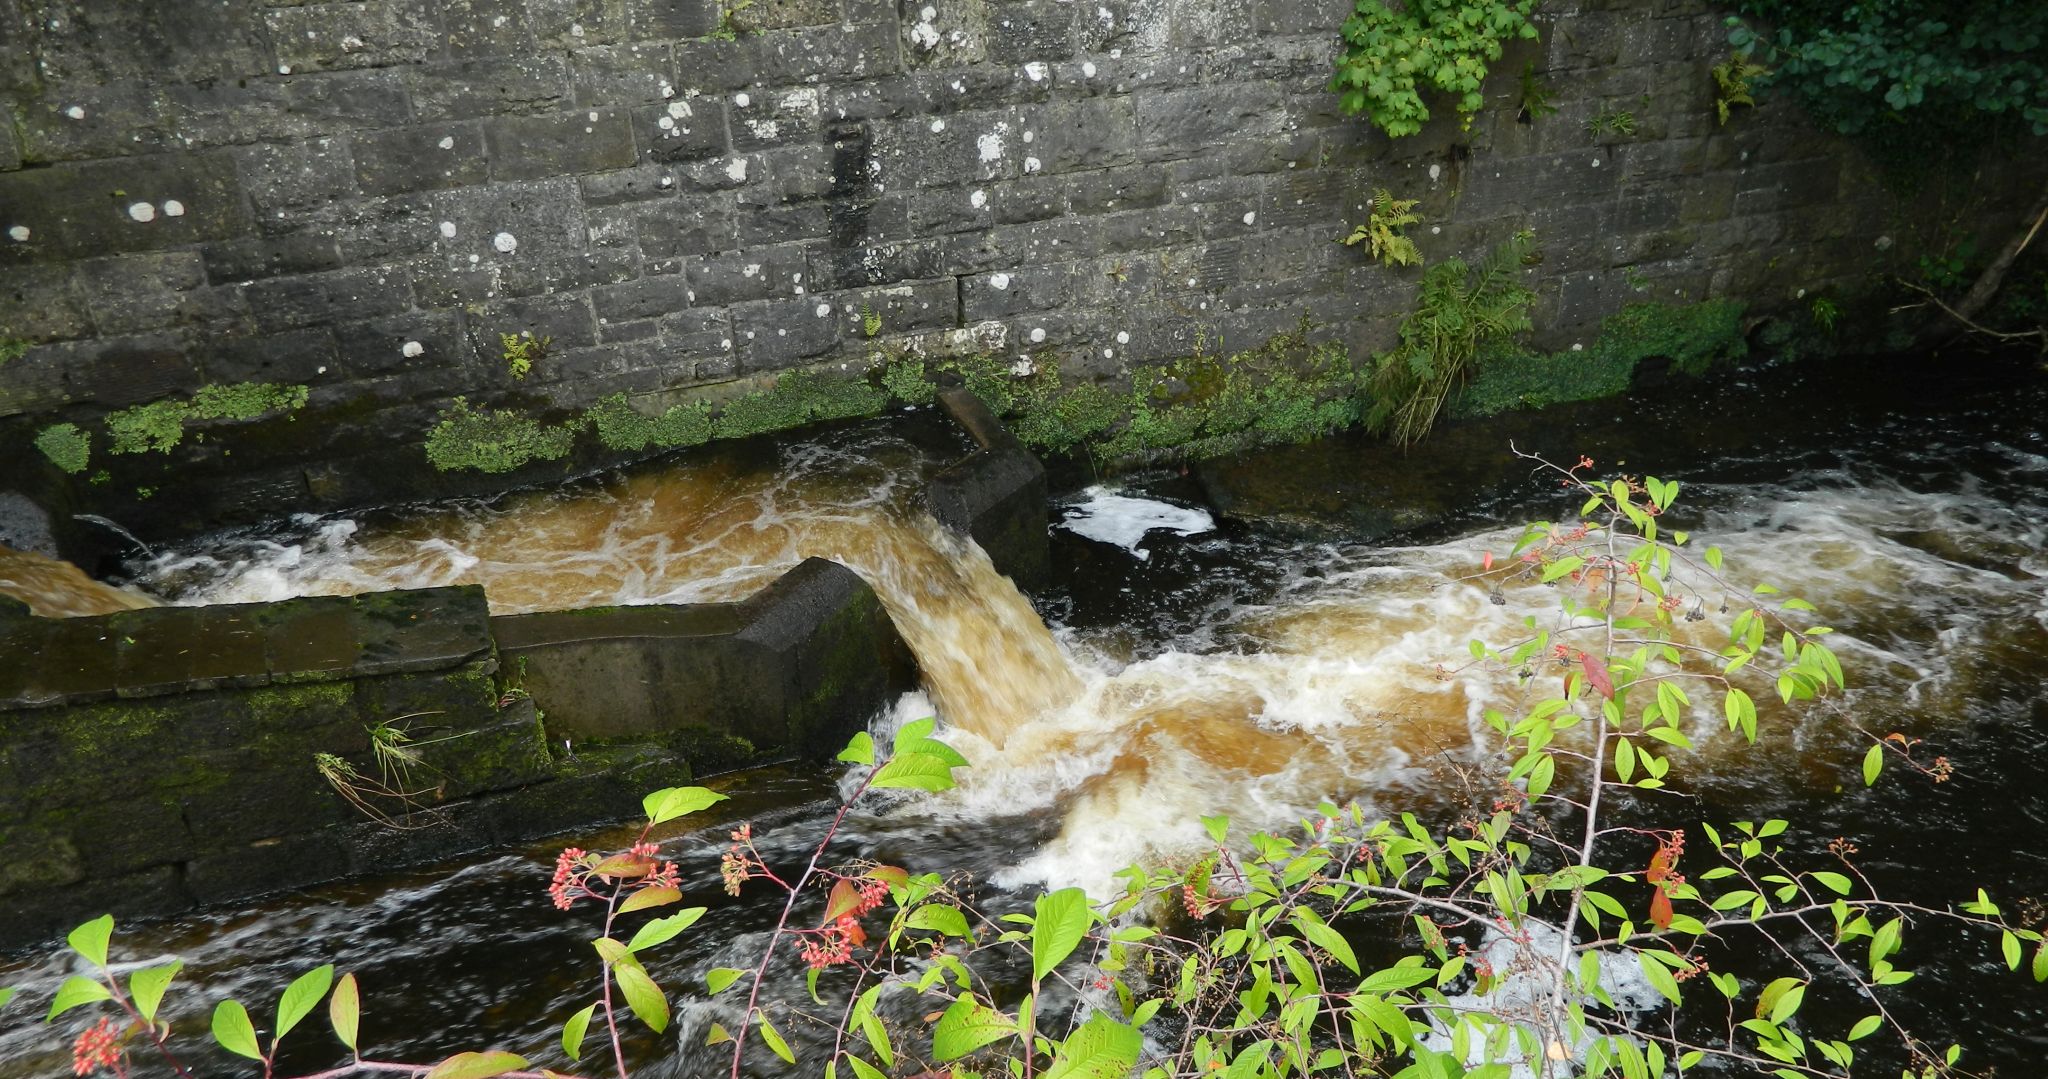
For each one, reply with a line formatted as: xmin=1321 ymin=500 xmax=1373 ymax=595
xmin=1527 ymin=753 xmax=1555 ymax=799
xmin=642 ymin=786 xmax=728 ymax=825
xmin=561 ymin=1003 xmax=596 ymax=1060
xmin=1810 ymin=872 xmax=1852 ymax=896
xmin=847 ymin=1055 xmax=890 ymax=1079
xmin=906 ymin=904 xmax=972 ymax=938
xmin=706 ymin=968 xmax=746 ymax=994
xmin=1042 ymin=1012 xmax=1142 ymax=1079
xmin=276 ymin=964 xmax=334 ymax=1043
xmin=1290 ymin=910 xmax=1360 ymax=975
xmin=2033 ymin=941 xmax=2048 ymax=983
xmin=212 ymin=999 xmax=264 ymax=1060
xmin=869 ymin=751 xmax=959 ymax=791
xmin=330 ymin=973 xmax=361 ymax=1054
xmin=45 ymin=975 xmax=112 ymax=1022
xmin=2003 ymin=931 xmax=2023 ymax=971
xmin=837 ymin=731 xmax=877 ymax=765
xmin=932 ymin=996 xmax=1016 ymax=1061
xmin=0 ymin=987 xmax=15 ymax=1012
xmin=618 ymin=886 xmax=681 ymax=914
xmin=1862 ymin=744 xmax=1883 ymax=786
xmin=68 ymin=915 xmax=114 ymax=968
xmin=614 ymin=964 xmax=669 ymax=1033
xmin=1540 ymin=555 xmax=1583 ymax=583
xmin=628 ymin=907 xmax=708 ymax=952
xmin=129 ymin=960 xmax=183 ymax=1026
xmin=423 ymin=1051 xmax=530 ymax=1079
xmin=1637 ymin=951 xmax=1682 ymax=1005
xmin=1032 ymin=888 xmax=1093 ymax=982
xmin=1769 ymin=982 xmax=1807 ymax=1023
xmin=1847 ymin=1014 xmax=1882 ymax=1041
xmin=1202 ymin=815 xmax=1230 ymax=845
xmin=1705 ymin=546 xmax=1724 ymax=572
xmin=758 ymin=1015 xmax=797 ymax=1065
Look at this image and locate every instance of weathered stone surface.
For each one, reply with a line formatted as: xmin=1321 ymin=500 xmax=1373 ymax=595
xmin=0 ymin=0 xmax=2042 ymax=553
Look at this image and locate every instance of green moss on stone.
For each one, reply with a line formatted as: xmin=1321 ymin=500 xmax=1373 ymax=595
xmin=34 ymin=423 xmax=91 ymax=474
xmin=1455 ymin=299 xmax=1749 ymax=419
xmin=586 ymin=393 xmax=714 ymax=452
xmin=105 ymin=382 xmax=309 ymax=455
xmin=191 ymin=382 xmax=311 ymax=421
xmin=711 ymin=370 xmax=890 ymax=440
xmin=425 ymin=398 xmax=580 ymax=473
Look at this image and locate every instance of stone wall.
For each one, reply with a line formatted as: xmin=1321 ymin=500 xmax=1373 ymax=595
xmin=1 ymin=0 xmax=2040 ymax=543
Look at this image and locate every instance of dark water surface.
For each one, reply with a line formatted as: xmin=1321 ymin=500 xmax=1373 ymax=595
xmin=4 ymin=351 xmax=2045 ymax=1077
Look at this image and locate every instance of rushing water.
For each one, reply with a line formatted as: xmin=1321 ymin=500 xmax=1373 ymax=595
xmin=3 ymin=353 xmax=2046 ymax=1076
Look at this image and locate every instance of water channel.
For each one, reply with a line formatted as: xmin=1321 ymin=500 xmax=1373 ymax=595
xmin=3 ymin=351 xmax=2045 ymax=1077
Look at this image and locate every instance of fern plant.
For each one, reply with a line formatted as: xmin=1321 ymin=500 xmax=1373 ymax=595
xmin=1712 ymin=50 xmax=1769 ymax=125
xmin=1342 ymin=188 xmax=1422 ymax=268
xmin=1365 ymin=229 xmax=1538 ymax=446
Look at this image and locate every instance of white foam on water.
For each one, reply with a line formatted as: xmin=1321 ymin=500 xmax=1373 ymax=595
xmin=1057 ymin=486 xmax=1213 ymax=560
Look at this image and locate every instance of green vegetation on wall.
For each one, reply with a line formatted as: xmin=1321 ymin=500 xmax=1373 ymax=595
xmin=587 ymin=394 xmax=713 ymax=453
xmin=424 ymin=398 xmax=580 ymax=474
xmin=1365 ymin=229 xmax=1539 ymax=446
xmin=1331 ymin=0 xmax=1538 ymax=137
xmin=34 ymin=423 xmax=91 ymax=474
xmin=104 ymin=382 xmax=309 ymax=455
xmin=1455 ymin=298 xmax=1749 ymax=419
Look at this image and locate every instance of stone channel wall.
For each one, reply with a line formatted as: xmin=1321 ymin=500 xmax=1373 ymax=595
xmin=0 ymin=392 xmax=1045 ymax=952
xmin=3 ymin=0 xmax=2040 ymax=546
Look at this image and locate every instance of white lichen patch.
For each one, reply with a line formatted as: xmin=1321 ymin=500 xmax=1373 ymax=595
xmin=1024 ymin=61 xmax=1049 ymax=82
xmin=6 ymin=226 xmax=29 ymax=242
xmin=977 ymin=122 xmax=1008 ymax=164
xmin=725 ymin=157 xmax=750 ymax=181
xmin=64 ymin=105 xmax=85 ymax=120
xmin=930 ymin=118 xmax=946 ymax=133
xmin=1024 ymin=156 xmax=1041 ymax=173
xmin=401 ymin=341 xmax=426 ymax=357
xmin=1242 ymin=211 xmax=1257 ymax=225
xmin=734 ymin=92 xmax=751 ymax=107
xmin=127 ymin=202 xmax=156 ymax=223
xmin=970 ymin=189 xmax=987 ymax=209
xmin=439 ymin=221 xmax=457 ymax=238
xmin=748 ymin=119 xmax=781 ymax=140
xmin=1029 ymin=327 xmax=1047 ymax=343
xmin=493 ymin=231 xmax=518 ymax=253
xmin=161 ymin=200 xmax=185 ymax=217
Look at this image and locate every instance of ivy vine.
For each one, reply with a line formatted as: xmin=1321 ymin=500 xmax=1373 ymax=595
xmin=1330 ymin=0 xmax=1539 ymax=138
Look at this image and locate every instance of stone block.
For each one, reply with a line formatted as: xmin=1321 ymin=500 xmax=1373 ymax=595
xmin=582 ymin=163 xmax=681 ymax=205
xmin=903 ymin=0 xmax=989 ymax=69
xmin=732 ymin=296 xmax=842 ymax=369
xmin=427 ymin=180 xmax=615 ymax=297
xmin=1021 ymin=96 xmax=1136 ymax=171
xmin=573 ymin=42 xmax=679 ymax=105
xmin=406 ymin=56 xmax=572 ymax=121
xmin=0 ymin=264 xmax=93 ymax=341
xmin=1135 ymin=84 xmax=1285 ymax=161
xmin=355 ymin=123 xmax=490 ymax=195
xmin=202 ymin=327 xmax=345 ymax=385
xmin=443 ymin=0 xmax=540 ymax=55
xmin=632 ymin=99 xmax=729 ymax=162
xmin=684 ymin=243 xmax=809 ymax=305
xmin=266 ymin=1 xmax=442 ymax=73
xmin=730 ymin=86 xmax=825 ymax=151
xmin=471 ymin=293 xmax=601 ymax=355
xmin=203 ymin=233 xmax=347 ymax=283
xmin=245 ymin=266 xmax=417 ymax=334
xmin=734 ymin=199 xmax=830 ymax=247
xmin=529 ymin=0 xmax=635 ymax=46
xmin=486 ymin=108 xmax=639 ymax=181
xmin=962 ymin=264 xmax=1075 ymax=320
xmin=0 ymin=333 xmax=199 ymax=417
xmin=0 ymin=153 xmax=252 ymax=263
xmin=805 ymin=238 xmax=949 ymax=290
xmin=330 ymin=310 xmax=469 ymax=378
xmin=630 ymin=0 xmax=723 ymax=38
xmin=234 ymin=137 xmax=358 ymax=221
xmin=590 ymin=272 xmax=696 ymax=322
xmin=636 ymin=194 xmax=739 ymax=260
xmin=73 ymin=252 xmax=244 ymax=337
xmin=986 ymin=0 xmax=1076 ymax=63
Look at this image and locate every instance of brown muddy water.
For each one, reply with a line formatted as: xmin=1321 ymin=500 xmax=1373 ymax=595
xmin=3 ymin=353 xmax=2046 ymax=1077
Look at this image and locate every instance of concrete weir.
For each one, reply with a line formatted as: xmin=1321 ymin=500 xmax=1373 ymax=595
xmin=0 ymin=392 xmax=1044 ymax=950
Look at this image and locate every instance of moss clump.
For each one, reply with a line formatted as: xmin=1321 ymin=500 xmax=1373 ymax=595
xmin=190 ymin=382 xmax=311 ymax=421
xmin=105 ymin=399 xmax=195 ymax=455
xmin=711 ymin=370 xmax=889 ymax=440
xmin=0 ymin=338 xmax=29 ymax=366
xmin=881 ymin=318 xmax=1361 ymax=465
xmin=586 ymin=393 xmax=714 ymax=452
xmin=1456 ymin=299 xmax=1749 ymax=418
xmin=34 ymin=423 xmax=91 ymax=474
xmin=104 ymin=382 xmax=309 ymax=455
xmin=424 ymin=398 xmax=580 ymax=473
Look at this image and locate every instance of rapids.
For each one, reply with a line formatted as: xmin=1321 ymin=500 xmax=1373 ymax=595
xmin=3 ymin=351 xmax=2045 ymax=1075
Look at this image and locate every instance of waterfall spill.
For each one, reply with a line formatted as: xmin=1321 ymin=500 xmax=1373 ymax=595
xmin=107 ymin=424 xmax=2048 ymax=896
